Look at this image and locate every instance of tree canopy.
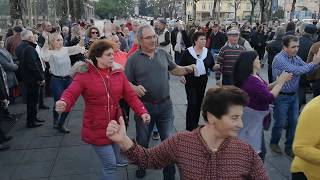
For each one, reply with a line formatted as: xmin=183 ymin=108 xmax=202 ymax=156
xmin=94 ymin=0 xmax=134 ymax=19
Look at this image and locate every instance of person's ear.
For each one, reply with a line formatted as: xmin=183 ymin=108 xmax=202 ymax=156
xmin=206 ymin=112 xmax=217 ymax=125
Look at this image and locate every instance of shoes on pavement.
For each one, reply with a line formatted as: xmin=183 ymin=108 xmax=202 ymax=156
xmin=57 ymin=125 xmax=70 ymax=133
xmin=285 ymin=149 xmax=294 ymax=158
xmin=152 ymin=132 xmax=160 ymax=140
xmin=135 ymin=168 xmax=146 ymax=179
xmin=35 ymin=119 xmax=45 ymax=123
xmin=26 ymin=122 xmax=43 ymax=128
xmin=117 ymin=162 xmax=128 ymax=167
xmin=2 ymin=136 xmax=13 ymax=143
xmin=270 ymin=144 xmax=282 ymax=154
xmin=0 ymin=144 xmax=10 ymax=151
xmin=39 ymin=105 xmax=50 ymax=109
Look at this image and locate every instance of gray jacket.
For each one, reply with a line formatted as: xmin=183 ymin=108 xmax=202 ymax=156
xmin=0 ymin=48 xmax=18 ymax=88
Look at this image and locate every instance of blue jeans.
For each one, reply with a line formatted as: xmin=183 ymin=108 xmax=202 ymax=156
xmin=92 ymin=144 xmax=125 ymax=180
xmin=222 ymin=75 xmax=233 ymax=85
xmin=270 ymin=94 xmax=299 ymax=151
xmin=50 ymin=76 xmax=72 ymax=126
xmin=134 ymin=99 xmax=176 ymax=179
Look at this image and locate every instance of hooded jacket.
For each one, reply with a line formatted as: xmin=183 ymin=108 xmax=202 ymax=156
xmin=60 ymin=62 xmax=147 ymax=145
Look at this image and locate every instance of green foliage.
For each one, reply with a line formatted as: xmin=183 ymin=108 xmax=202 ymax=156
xmin=273 ymin=8 xmax=285 ymax=19
xmin=94 ymin=0 xmax=134 ymax=19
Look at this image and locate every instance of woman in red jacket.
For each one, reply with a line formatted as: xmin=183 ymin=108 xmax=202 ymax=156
xmin=55 ymin=40 xmax=150 ymax=180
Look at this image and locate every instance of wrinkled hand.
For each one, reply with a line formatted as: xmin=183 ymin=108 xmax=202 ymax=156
xmin=277 ymin=71 xmax=293 ymax=84
xmin=55 ymin=100 xmax=67 ymax=112
xmin=185 ymin=64 xmax=197 ymax=74
xmin=106 ymin=116 xmax=127 ymax=144
xmin=134 ymin=85 xmax=147 ymax=97
xmin=141 ymin=113 xmax=151 ymax=124
xmin=180 ymin=76 xmax=186 ymax=84
xmin=213 ymin=64 xmax=220 ymax=71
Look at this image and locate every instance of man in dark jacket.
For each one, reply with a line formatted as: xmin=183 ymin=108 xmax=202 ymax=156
xmin=16 ymin=30 xmax=45 ymax=128
xmin=266 ymin=27 xmax=286 ymax=83
xmin=297 ymin=24 xmax=318 ymax=107
xmin=208 ymin=24 xmax=227 ymax=58
xmin=0 ymin=64 xmax=12 ymax=150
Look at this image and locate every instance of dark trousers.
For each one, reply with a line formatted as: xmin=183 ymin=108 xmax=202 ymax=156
xmin=222 ymin=75 xmax=233 ymax=85
xmin=185 ymin=77 xmax=208 ymax=131
xmin=0 ymin=123 xmax=7 ymax=143
xmin=44 ymin=66 xmax=51 ymax=97
xmin=25 ymin=83 xmax=40 ymax=124
xmin=268 ymin=64 xmax=274 ymax=83
xmin=292 ymin=172 xmax=308 ymax=180
xmin=38 ymin=85 xmax=45 ymax=106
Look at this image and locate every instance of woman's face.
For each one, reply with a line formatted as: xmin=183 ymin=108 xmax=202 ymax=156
xmin=53 ymin=35 xmax=63 ymax=49
xmin=96 ymin=48 xmax=114 ymax=68
xmin=253 ymin=56 xmax=261 ymax=71
xmin=112 ymin=35 xmax=121 ymax=51
xmin=208 ymin=105 xmax=244 ymax=138
xmin=195 ymin=35 xmax=206 ymax=48
xmin=91 ymin=28 xmax=99 ymax=39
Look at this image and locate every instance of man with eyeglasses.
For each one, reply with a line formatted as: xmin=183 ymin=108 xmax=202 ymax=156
xmin=270 ymin=35 xmax=320 ymax=158
xmin=125 ymin=24 xmax=196 ymax=179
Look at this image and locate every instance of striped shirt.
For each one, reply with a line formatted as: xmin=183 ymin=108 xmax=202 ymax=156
xmin=272 ymin=50 xmax=317 ymax=93
xmin=216 ymin=43 xmax=245 ymax=80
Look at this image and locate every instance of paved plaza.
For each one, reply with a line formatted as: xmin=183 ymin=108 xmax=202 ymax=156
xmin=0 ymin=67 xmax=293 ymax=180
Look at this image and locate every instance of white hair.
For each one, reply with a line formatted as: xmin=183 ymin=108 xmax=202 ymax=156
xmin=20 ymin=30 xmax=33 ymax=41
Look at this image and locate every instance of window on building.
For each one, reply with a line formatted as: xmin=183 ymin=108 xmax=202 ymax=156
xmin=202 ymin=2 xmax=206 ymax=10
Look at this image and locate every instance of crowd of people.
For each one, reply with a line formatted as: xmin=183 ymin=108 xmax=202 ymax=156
xmin=0 ymin=17 xmax=320 ymax=180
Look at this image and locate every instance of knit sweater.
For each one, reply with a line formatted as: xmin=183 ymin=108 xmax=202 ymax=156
xmin=125 ymin=127 xmax=268 ymax=180
xmin=291 ymin=96 xmax=320 ymax=180
xmin=216 ymin=43 xmax=245 ymax=80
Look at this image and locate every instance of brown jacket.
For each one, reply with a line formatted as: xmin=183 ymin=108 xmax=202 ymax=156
xmin=307 ymin=42 xmax=320 ymax=81
xmin=5 ymin=34 xmax=22 ymax=58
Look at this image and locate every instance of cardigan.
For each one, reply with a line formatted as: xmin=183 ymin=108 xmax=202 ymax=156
xmin=125 ymin=127 xmax=268 ymax=180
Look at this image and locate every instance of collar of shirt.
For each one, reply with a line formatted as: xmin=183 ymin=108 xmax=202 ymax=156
xmin=280 ymin=50 xmax=298 ymax=60
xmin=138 ymin=49 xmax=159 ymax=59
xmin=227 ymin=42 xmax=239 ymax=49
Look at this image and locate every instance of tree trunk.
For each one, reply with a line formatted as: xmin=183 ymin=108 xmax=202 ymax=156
xmin=259 ymin=0 xmax=268 ymax=23
xmin=212 ymin=0 xmax=217 ymax=20
xmin=249 ymin=0 xmax=257 ymax=25
xmin=9 ymin=0 xmax=23 ymax=23
xmin=217 ymin=0 xmax=221 ymax=23
xmin=234 ymin=3 xmax=237 ymax=22
xmin=193 ymin=1 xmax=196 ymax=20
xmin=290 ymin=0 xmax=296 ymax=20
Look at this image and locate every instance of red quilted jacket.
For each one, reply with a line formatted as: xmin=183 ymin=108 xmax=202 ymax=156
xmin=60 ymin=62 xmax=147 ymax=145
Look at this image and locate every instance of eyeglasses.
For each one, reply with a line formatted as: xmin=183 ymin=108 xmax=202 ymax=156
xmin=143 ymin=35 xmax=157 ymax=40
xmin=289 ymin=45 xmax=300 ymax=49
xmin=91 ymin=31 xmax=98 ymax=34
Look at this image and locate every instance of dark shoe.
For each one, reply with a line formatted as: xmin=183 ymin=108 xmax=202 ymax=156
xmin=53 ymin=123 xmax=59 ymax=129
xmin=0 ymin=144 xmax=10 ymax=151
xmin=152 ymin=132 xmax=160 ymax=140
xmin=35 ymin=119 xmax=45 ymax=123
xmin=26 ymin=122 xmax=43 ymax=128
xmin=135 ymin=168 xmax=146 ymax=179
xmin=57 ymin=125 xmax=70 ymax=133
xmin=3 ymin=136 xmax=13 ymax=142
xmin=39 ymin=105 xmax=50 ymax=109
xmin=285 ymin=149 xmax=294 ymax=158
xmin=270 ymin=144 xmax=282 ymax=154
xmin=2 ymin=114 xmax=17 ymax=121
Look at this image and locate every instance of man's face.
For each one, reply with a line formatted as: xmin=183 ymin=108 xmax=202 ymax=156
xmin=284 ymin=41 xmax=299 ymax=57
xmin=141 ymin=27 xmax=157 ymax=52
xmin=228 ymin=34 xmax=239 ymax=45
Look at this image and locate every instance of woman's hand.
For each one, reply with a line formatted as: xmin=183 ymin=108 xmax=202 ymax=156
xmin=180 ymin=76 xmax=186 ymax=84
xmin=55 ymin=100 xmax=67 ymax=112
xmin=277 ymin=71 xmax=293 ymax=85
xmin=106 ymin=117 xmax=133 ymax=151
xmin=141 ymin=113 xmax=151 ymax=124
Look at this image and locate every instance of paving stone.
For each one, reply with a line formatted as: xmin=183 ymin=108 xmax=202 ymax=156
xmin=22 ymin=148 xmax=58 ymax=163
xmin=11 ymin=161 xmax=54 ymax=180
xmin=27 ymin=136 xmax=63 ymax=149
xmin=49 ymin=173 xmax=100 ymax=180
xmin=0 ymin=149 xmax=25 ymax=166
xmin=0 ymin=165 xmax=16 ymax=180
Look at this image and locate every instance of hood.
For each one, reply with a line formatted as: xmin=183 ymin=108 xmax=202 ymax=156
xmin=70 ymin=61 xmax=123 ymax=77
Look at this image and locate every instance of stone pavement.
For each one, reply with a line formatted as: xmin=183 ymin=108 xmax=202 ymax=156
xmin=0 ymin=67 xmax=293 ymax=180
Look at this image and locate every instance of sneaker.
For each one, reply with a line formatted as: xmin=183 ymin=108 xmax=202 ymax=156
xmin=135 ymin=168 xmax=146 ymax=179
xmin=270 ymin=144 xmax=282 ymax=154
xmin=285 ymin=149 xmax=294 ymax=158
xmin=116 ymin=162 xmax=128 ymax=167
xmin=152 ymin=132 xmax=160 ymax=140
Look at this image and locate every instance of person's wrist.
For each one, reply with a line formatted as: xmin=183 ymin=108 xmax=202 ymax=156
xmin=119 ymin=136 xmax=133 ymax=151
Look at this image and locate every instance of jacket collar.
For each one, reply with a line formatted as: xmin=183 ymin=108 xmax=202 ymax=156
xmin=70 ymin=61 xmax=123 ymax=77
xmin=22 ymin=40 xmax=37 ymax=48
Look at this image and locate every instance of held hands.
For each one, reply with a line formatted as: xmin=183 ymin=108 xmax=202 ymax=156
xmin=185 ymin=64 xmax=197 ymax=74
xmin=277 ymin=71 xmax=293 ymax=84
xmin=106 ymin=116 xmax=128 ymax=144
xmin=55 ymin=100 xmax=67 ymax=112
xmin=141 ymin=113 xmax=151 ymax=124
xmin=213 ymin=64 xmax=220 ymax=71
xmin=180 ymin=76 xmax=186 ymax=84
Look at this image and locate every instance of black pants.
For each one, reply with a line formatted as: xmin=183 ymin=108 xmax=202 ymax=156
xmin=268 ymin=64 xmax=274 ymax=83
xmin=25 ymin=83 xmax=40 ymax=124
xmin=0 ymin=128 xmax=7 ymax=143
xmin=44 ymin=66 xmax=51 ymax=97
xmin=185 ymin=77 xmax=207 ymax=131
xmin=292 ymin=172 xmax=308 ymax=180
xmin=38 ymin=85 xmax=45 ymax=106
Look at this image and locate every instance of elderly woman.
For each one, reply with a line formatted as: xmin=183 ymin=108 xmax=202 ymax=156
xmin=106 ymin=86 xmax=269 ymax=180
xmin=291 ymin=96 xmax=320 ymax=180
xmin=55 ymin=40 xmax=150 ymax=180
xmin=179 ymin=31 xmax=214 ymax=131
xmin=41 ymin=32 xmax=85 ymax=133
xmin=233 ymin=51 xmax=292 ymax=161
xmin=84 ymin=26 xmax=100 ymax=50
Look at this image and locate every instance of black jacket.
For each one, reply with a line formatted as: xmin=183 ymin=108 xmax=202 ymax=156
xmin=66 ymin=37 xmax=85 ymax=65
xmin=209 ymin=31 xmax=227 ymax=50
xmin=266 ymin=39 xmax=283 ymax=65
xmin=0 ymin=64 xmax=8 ymax=100
xmin=297 ymin=34 xmax=315 ymax=86
xmin=15 ymin=40 xmax=44 ymax=85
xmin=171 ymin=28 xmax=178 ymax=48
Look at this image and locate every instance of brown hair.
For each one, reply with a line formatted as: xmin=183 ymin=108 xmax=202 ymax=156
xmin=86 ymin=26 xmax=100 ymax=38
xmin=88 ymin=40 xmax=114 ymax=67
xmin=202 ymin=86 xmax=249 ymax=121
